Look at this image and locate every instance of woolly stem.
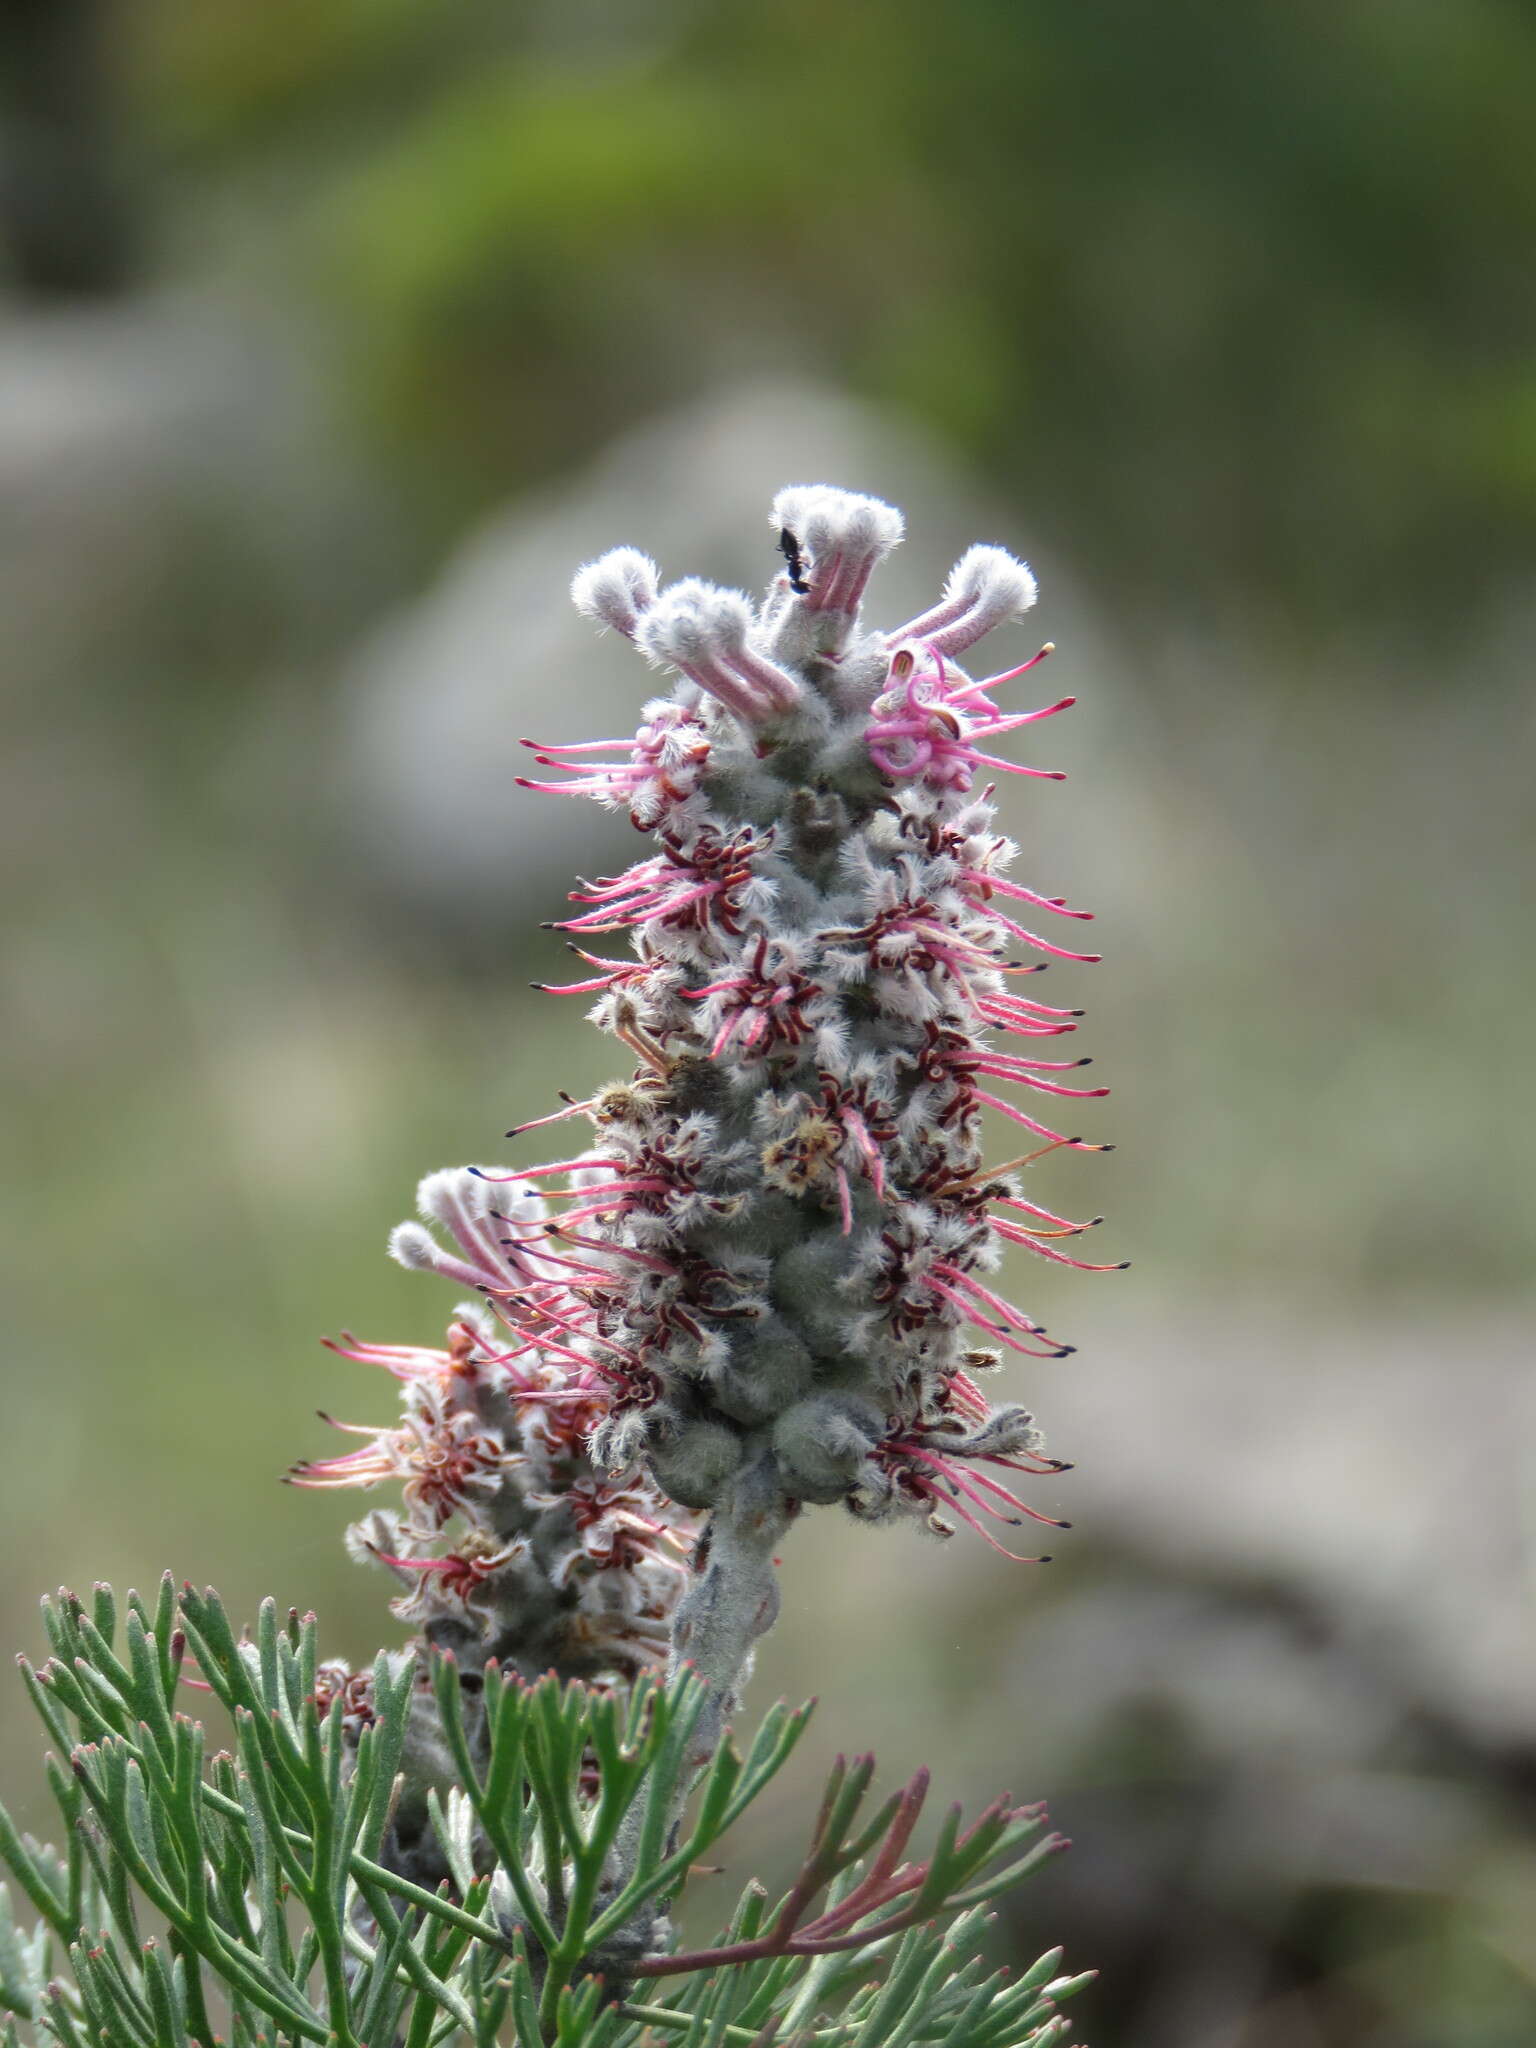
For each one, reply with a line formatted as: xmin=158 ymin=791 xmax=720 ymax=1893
xmin=669 ymin=1482 xmax=798 ymax=1774
xmin=608 ymin=1483 xmax=796 ymax=1935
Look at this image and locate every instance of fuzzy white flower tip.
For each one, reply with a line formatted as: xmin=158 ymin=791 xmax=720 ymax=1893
xmin=570 ymin=548 xmax=661 ymax=639
xmin=388 ymin=1221 xmax=441 ymax=1272
xmin=769 ymin=486 xmax=904 ymax=619
xmin=345 ymin=1510 xmax=405 ymax=1570
xmin=414 ymin=1166 xmax=482 ymax=1226
xmin=893 ymin=541 xmax=1039 ymax=655
xmin=770 ymin=485 xmax=817 ymax=533
xmin=771 ymin=485 xmax=904 ymax=558
xmin=945 ymin=544 xmax=1037 ymax=621
xmin=637 ymin=579 xmax=755 ymax=668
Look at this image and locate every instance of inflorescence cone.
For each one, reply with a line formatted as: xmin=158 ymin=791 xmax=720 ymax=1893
xmin=291 ymin=1164 xmax=698 ymax=1696
xmin=498 ymin=484 xmax=1122 ymax=1560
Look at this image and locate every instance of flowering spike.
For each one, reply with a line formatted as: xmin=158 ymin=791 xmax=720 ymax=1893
xmin=300 ymin=485 xmax=1121 ymax=1844
xmin=305 ymin=1158 xmax=698 ymax=1723
xmin=514 ymin=489 xmax=1119 ymax=1587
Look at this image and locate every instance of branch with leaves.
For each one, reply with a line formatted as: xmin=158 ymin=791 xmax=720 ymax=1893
xmin=0 ymin=1579 xmax=1086 ymax=2046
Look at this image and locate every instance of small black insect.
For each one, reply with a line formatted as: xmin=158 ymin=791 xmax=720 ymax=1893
xmin=777 ymin=526 xmax=811 ymax=595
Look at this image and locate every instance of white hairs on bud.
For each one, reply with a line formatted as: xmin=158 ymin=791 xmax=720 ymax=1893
xmin=389 ymin=1214 xmax=494 ymax=1292
xmin=388 ymin=1221 xmax=442 ymax=1272
xmin=771 ymin=485 xmax=904 ymax=615
xmin=638 ymin=579 xmax=799 ymax=720
xmin=891 ymin=543 xmax=1037 ymax=655
xmin=345 ymin=1509 xmax=410 ymax=1575
xmin=415 ymin=1166 xmax=488 ymax=1229
xmin=637 ymin=580 xmax=751 ymax=666
xmin=945 ymin=544 xmax=1037 ymax=620
xmin=772 ymin=485 xmax=904 ymax=563
xmin=636 ymin=585 xmax=706 ymax=670
xmin=571 ymin=548 xmax=661 ymax=640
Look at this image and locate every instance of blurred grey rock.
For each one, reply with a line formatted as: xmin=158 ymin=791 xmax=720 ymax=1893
xmin=1053 ymin=1300 xmax=1536 ymax=1752
xmin=0 ymin=284 xmax=352 ymax=687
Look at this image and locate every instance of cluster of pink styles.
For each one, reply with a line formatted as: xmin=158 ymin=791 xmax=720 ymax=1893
xmin=302 ymin=485 xmax=1121 ymax=1746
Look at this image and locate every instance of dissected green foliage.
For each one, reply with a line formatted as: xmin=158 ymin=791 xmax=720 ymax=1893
xmin=0 ymin=1580 xmax=1085 ymax=2045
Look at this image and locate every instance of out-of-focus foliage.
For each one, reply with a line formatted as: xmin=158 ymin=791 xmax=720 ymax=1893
xmin=131 ymin=0 xmax=1536 ymax=621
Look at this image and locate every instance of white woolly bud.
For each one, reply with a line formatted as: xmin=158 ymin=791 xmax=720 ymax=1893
xmin=415 ymin=1166 xmax=488 ymax=1229
xmin=388 ymin=1221 xmax=441 ymax=1273
xmin=770 ymin=484 xmax=820 ymax=540
xmin=689 ymin=584 xmax=758 ymax=655
xmin=771 ymin=484 xmax=904 ymax=617
xmin=945 ymin=544 xmax=1037 ymax=624
xmin=637 ymin=579 xmax=751 ymax=666
xmin=345 ymin=1510 xmax=410 ymax=1574
xmin=892 ymin=542 xmax=1037 ymax=655
xmin=772 ymin=484 xmax=904 ymax=565
xmin=638 ymin=580 xmax=799 ymax=721
xmin=840 ymin=495 xmax=904 ymax=559
xmin=571 ymin=547 xmax=660 ymax=640
xmin=389 ymin=1211 xmax=500 ymax=1292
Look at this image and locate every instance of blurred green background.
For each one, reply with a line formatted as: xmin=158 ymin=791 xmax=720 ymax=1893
xmin=2 ymin=3 xmax=1534 ymax=2042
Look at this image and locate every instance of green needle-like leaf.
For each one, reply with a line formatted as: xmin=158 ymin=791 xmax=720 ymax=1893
xmin=0 ymin=1802 xmax=72 ymax=1946
xmin=141 ymin=1937 xmax=191 ymax=2048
